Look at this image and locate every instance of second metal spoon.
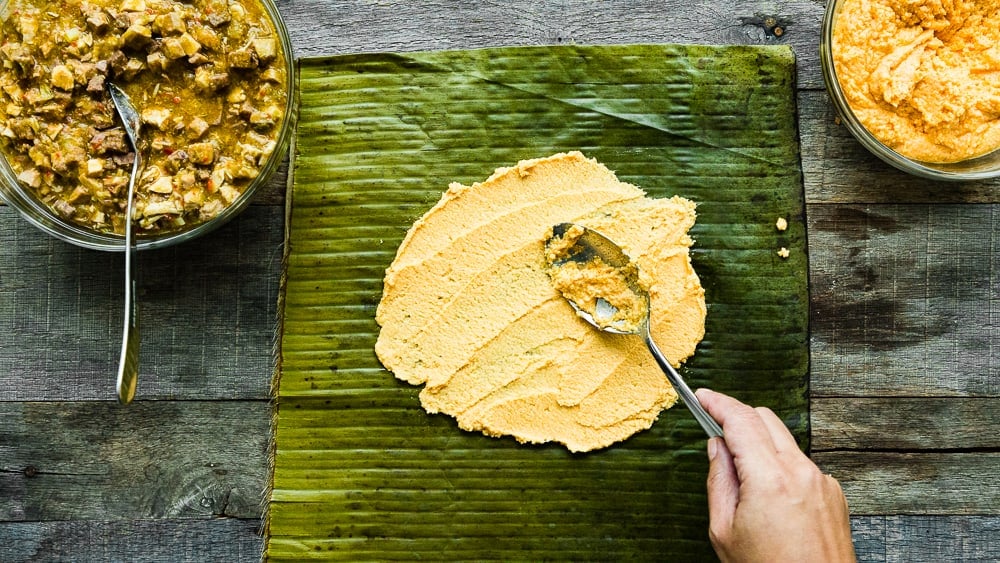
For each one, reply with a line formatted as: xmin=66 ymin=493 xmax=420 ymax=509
xmin=544 ymin=222 xmax=723 ymax=438
xmin=107 ymin=83 xmax=141 ymax=405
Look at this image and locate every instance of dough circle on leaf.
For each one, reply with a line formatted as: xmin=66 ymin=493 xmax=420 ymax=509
xmin=375 ymin=152 xmax=706 ymax=452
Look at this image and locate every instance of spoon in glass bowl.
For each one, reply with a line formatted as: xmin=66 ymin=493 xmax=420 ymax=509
xmin=544 ymin=223 xmax=723 ymax=438
xmin=107 ymin=83 xmax=141 ymax=405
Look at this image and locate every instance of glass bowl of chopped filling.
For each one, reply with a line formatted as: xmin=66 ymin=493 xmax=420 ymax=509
xmin=0 ymin=0 xmax=297 ymax=250
xmin=821 ymin=0 xmax=1000 ymax=181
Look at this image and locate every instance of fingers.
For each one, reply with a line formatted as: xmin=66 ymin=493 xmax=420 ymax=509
xmin=705 ymin=437 xmax=738 ymax=544
xmin=696 ymin=388 xmax=779 ymax=466
xmin=755 ymin=406 xmax=800 ymax=455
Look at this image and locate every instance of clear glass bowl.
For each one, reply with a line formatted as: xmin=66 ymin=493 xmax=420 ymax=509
xmin=0 ymin=0 xmax=298 ymax=250
xmin=820 ymin=0 xmax=1000 ymax=181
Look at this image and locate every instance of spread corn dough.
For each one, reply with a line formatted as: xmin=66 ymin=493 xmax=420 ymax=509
xmin=374 ymin=152 xmax=706 ymax=452
xmin=545 ymin=224 xmax=649 ymax=334
xmin=832 ymin=0 xmax=1000 ymax=163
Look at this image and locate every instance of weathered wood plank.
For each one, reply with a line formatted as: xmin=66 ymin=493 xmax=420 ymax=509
xmin=0 ymin=205 xmax=283 ymax=401
xmin=799 ymin=91 xmax=1000 ymax=204
xmin=0 ymin=401 xmax=269 ymax=521
xmin=0 ymin=518 xmax=263 ymax=563
xmin=851 ymin=516 xmax=1000 ymax=563
xmin=812 ymin=398 xmax=1000 ymax=451
xmin=807 ymin=203 xmax=1000 ymax=397
xmin=814 ymin=452 xmax=1000 ymax=515
xmin=851 ymin=516 xmax=887 ymax=563
xmin=279 ymin=0 xmax=824 ymax=87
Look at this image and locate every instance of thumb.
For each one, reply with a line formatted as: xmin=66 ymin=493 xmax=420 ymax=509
xmin=706 ymin=437 xmax=738 ymax=544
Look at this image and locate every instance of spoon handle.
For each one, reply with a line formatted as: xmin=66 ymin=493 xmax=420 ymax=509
xmin=116 ymin=163 xmax=140 ymax=405
xmin=643 ymin=326 xmax=723 ymax=438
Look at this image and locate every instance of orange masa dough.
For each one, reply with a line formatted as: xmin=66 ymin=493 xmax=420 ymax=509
xmin=374 ymin=152 xmax=706 ymax=452
xmin=832 ymin=0 xmax=1000 ymax=163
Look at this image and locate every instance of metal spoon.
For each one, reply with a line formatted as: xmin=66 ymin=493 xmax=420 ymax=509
xmin=545 ymin=223 xmax=723 ymax=438
xmin=107 ymin=83 xmax=141 ymax=405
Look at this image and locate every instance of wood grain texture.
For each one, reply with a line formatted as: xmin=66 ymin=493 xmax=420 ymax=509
xmin=0 ymin=401 xmax=269 ymax=521
xmin=808 ymin=203 xmax=999 ymax=397
xmin=0 ymin=205 xmax=283 ymax=401
xmin=813 ymin=398 xmax=1000 ymax=451
xmin=280 ymin=0 xmax=823 ymax=87
xmin=799 ymin=91 xmax=1000 ymax=204
xmin=851 ymin=516 xmax=1000 ymax=563
xmin=0 ymin=518 xmax=263 ymax=562
xmin=815 ymin=452 xmax=1000 ymax=514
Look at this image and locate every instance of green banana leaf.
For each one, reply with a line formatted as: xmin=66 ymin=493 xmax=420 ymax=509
xmin=269 ymin=45 xmax=808 ymax=561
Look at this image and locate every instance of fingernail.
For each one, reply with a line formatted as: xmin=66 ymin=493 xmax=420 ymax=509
xmin=707 ymin=438 xmax=718 ymax=461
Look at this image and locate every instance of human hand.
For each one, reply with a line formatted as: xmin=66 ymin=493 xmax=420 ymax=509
xmin=695 ymin=388 xmax=855 ymax=563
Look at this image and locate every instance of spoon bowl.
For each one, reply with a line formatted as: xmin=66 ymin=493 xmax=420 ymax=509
xmin=545 ymin=222 xmax=723 ymax=438
xmin=107 ymin=83 xmax=141 ymax=405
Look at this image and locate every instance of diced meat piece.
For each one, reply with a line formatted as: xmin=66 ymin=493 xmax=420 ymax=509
xmin=177 ymin=171 xmax=197 ymax=190
xmin=199 ymin=199 xmax=224 ymax=219
xmin=189 ymin=25 xmax=221 ymax=51
xmin=153 ymin=12 xmax=186 ymax=35
xmin=194 ymin=65 xmax=229 ymax=92
xmin=146 ymin=52 xmax=169 ymax=73
xmin=17 ymin=168 xmax=41 ymax=188
xmin=86 ymin=159 xmax=104 ymax=176
xmin=148 ymin=176 xmax=174 ymax=194
xmin=186 ymin=142 xmax=216 ymax=165
xmin=237 ymin=142 xmax=262 ymax=164
xmin=123 ymin=57 xmax=146 ymax=79
xmin=251 ymin=38 xmax=278 ymax=63
xmin=218 ymin=184 xmax=240 ymax=204
xmin=121 ymin=0 xmax=146 ymax=11
xmin=95 ymin=60 xmax=109 ymax=74
xmin=122 ymin=24 xmax=152 ymax=48
xmin=187 ymin=117 xmax=210 ymax=138
xmin=53 ymin=200 xmax=76 ymax=219
xmin=204 ymin=0 xmax=231 ymax=27
xmin=238 ymin=101 xmax=255 ymax=119
xmin=227 ymin=45 xmax=258 ymax=69
xmin=187 ymin=53 xmax=210 ymax=66
xmin=164 ymin=149 xmax=188 ymax=172
xmin=249 ymin=108 xmax=277 ymax=129
xmin=86 ymin=10 xmax=112 ymax=34
xmin=178 ymin=33 xmax=201 ymax=56
xmin=141 ymin=108 xmax=171 ymax=129
xmin=51 ymin=145 xmax=87 ymax=174
xmin=87 ymin=74 xmax=106 ymax=95
xmin=226 ymin=87 xmax=246 ymax=103
xmin=109 ymin=153 xmax=136 ymax=168
xmin=51 ymin=65 xmax=75 ymax=91
xmin=182 ymin=185 xmax=205 ymax=208
xmin=162 ymin=38 xmax=187 ymax=60
xmin=107 ymin=51 xmax=128 ymax=76
xmin=103 ymin=173 xmax=129 ymax=195
xmin=90 ymin=128 xmax=130 ymax=154
xmin=142 ymin=198 xmax=183 ymax=217
xmin=260 ymin=67 xmax=283 ymax=83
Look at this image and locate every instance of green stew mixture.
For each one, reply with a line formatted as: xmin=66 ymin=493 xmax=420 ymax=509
xmin=0 ymin=0 xmax=288 ymax=235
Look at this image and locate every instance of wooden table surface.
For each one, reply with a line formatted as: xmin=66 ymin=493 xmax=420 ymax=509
xmin=2 ymin=1 xmax=998 ymax=561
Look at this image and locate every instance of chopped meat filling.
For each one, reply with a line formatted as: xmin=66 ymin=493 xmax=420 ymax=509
xmin=0 ymin=0 xmax=288 ymax=235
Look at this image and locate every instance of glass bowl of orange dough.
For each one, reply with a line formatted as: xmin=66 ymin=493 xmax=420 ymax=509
xmin=821 ymin=0 xmax=1000 ymax=181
